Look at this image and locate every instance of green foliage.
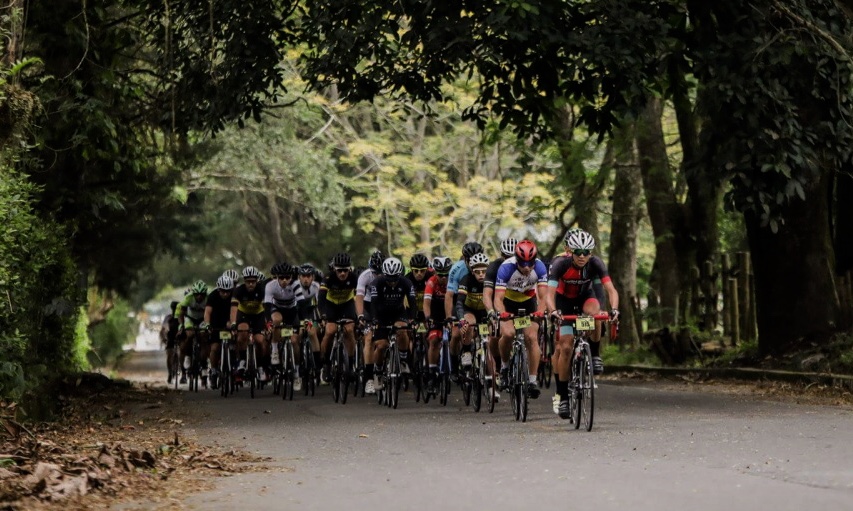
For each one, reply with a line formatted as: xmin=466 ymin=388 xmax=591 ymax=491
xmin=88 ymin=299 xmax=137 ymax=368
xmin=601 ymin=344 xmax=660 ymax=367
xmin=0 ymin=161 xmax=83 ymax=403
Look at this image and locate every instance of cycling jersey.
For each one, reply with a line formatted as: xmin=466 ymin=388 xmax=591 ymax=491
xmin=456 ymin=273 xmax=486 ymax=316
xmin=423 ymin=275 xmax=448 ymax=322
xmin=264 ymin=279 xmax=304 ymax=310
xmin=205 ymin=290 xmax=232 ymax=329
xmin=483 ymin=257 xmax=506 ymax=290
xmin=548 ymin=255 xmax=611 ymax=299
xmin=495 ymin=257 xmax=548 ymax=302
xmin=369 ymin=275 xmax=416 ymax=321
xmin=298 ymin=281 xmax=321 ymax=320
xmin=176 ymin=294 xmax=206 ymax=321
xmin=319 ymin=272 xmax=358 ymax=310
xmin=231 ymin=284 xmax=265 ymax=315
xmin=405 ymin=269 xmax=433 ymax=313
xmin=446 ymin=259 xmax=469 ymax=293
xmin=356 ymin=269 xmax=379 ymax=302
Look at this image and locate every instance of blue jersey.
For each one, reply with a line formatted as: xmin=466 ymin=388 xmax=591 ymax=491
xmin=495 ymin=257 xmax=548 ymax=302
xmin=446 ymin=260 xmax=469 ymax=293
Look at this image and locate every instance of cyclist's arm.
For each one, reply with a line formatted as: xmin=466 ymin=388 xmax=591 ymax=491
xmin=535 ymin=282 xmax=549 ymax=313
xmin=494 ymin=287 xmax=507 ymax=314
xmin=454 ymin=290 xmax=467 ymax=319
xmin=204 ymin=305 xmax=213 ymax=325
xmin=444 ymin=290 xmax=455 ymax=318
xmin=602 ymin=279 xmax=619 ymax=311
xmin=317 ymin=288 xmax=329 ymax=318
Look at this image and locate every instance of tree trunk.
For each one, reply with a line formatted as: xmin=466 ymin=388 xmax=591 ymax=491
xmin=745 ymin=172 xmax=842 ymax=355
xmin=608 ymin=122 xmax=642 ymax=348
xmin=636 ymin=97 xmax=687 ymax=326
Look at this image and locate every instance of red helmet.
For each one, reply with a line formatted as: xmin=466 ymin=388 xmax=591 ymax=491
xmin=514 ymin=239 xmax=538 ymax=263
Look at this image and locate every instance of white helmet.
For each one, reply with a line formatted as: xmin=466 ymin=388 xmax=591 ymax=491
xmin=499 ymin=238 xmax=518 ymax=257
xmin=216 ymin=275 xmax=235 ymax=290
xmin=469 ymin=253 xmax=490 ymax=268
xmin=222 ymin=269 xmax=239 ymax=281
xmin=565 ymin=230 xmax=596 ymax=250
xmin=382 ymin=257 xmax=404 ymax=277
xmin=241 ymin=266 xmax=261 ymax=279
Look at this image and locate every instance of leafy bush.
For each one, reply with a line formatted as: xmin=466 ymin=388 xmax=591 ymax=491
xmin=0 ymin=160 xmax=84 ymax=404
xmin=88 ymin=299 xmax=137 ymax=368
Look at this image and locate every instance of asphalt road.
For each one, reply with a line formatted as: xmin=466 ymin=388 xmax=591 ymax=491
xmin=118 ymin=350 xmax=853 ymax=511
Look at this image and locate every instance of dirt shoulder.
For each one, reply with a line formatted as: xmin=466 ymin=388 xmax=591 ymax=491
xmin=0 ymin=377 xmax=271 ymax=511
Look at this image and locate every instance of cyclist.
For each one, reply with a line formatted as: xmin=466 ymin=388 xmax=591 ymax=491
xmin=546 ymin=230 xmax=619 ymax=418
xmin=265 ymin=262 xmax=306 ymax=391
xmin=230 ymin=266 xmax=268 ymax=381
xmin=357 ymin=251 xmax=384 ymax=394
xmin=484 ymin=238 xmax=517 ymax=388
xmin=444 ymin=242 xmax=484 ymax=371
xmin=319 ymin=252 xmax=359 ymax=382
xmin=202 ymin=274 xmax=235 ymax=389
xmin=405 ymin=253 xmax=433 ymax=324
xmin=369 ymin=257 xmax=416 ymax=392
xmin=175 ymin=280 xmax=209 ymax=384
xmin=455 ymin=252 xmax=490 ymax=361
xmin=494 ymin=239 xmax=548 ymax=399
xmin=161 ymin=301 xmax=180 ymax=384
xmin=422 ymin=256 xmax=451 ymax=390
xmin=297 ymin=263 xmax=323 ymax=374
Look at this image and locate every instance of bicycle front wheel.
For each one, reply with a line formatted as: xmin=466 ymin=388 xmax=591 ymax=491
xmin=579 ymin=343 xmax=595 ymax=431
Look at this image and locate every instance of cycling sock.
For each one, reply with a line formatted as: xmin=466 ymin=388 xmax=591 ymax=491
xmin=590 ymin=340 xmax=601 ymax=357
xmin=556 ymin=380 xmax=569 ymax=400
xmin=399 ymin=351 xmax=409 ymax=364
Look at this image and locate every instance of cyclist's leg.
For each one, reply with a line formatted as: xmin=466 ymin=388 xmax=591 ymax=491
xmin=582 ymin=297 xmax=604 ymax=372
xmin=395 ymin=320 xmax=411 ymax=369
xmin=427 ymin=328 xmax=441 ymax=383
xmin=363 ymin=311 xmax=375 ymax=383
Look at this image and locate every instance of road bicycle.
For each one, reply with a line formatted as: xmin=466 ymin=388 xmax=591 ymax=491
xmin=329 ymin=319 xmax=354 ymax=404
xmin=376 ymin=323 xmax=411 ymax=409
xmin=471 ymin=321 xmax=496 ymax=412
xmin=537 ymin=315 xmax=554 ymax=389
xmin=272 ymin=323 xmax=297 ymax=401
xmin=218 ymin=329 xmax=235 ymax=397
xmin=559 ymin=312 xmax=610 ymax=431
xmin=300 ymin=320 xmax=318 ymax=397
xmin=500 ymin=309 xmax=537 ymax=422
xmin=411 ymin=323 xmax=428 ymax=403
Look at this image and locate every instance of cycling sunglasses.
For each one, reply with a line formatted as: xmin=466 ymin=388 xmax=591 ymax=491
xmin=573 ymin=249 xmax=591 ymax=257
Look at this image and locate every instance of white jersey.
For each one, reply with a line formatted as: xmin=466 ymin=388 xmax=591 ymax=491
xmin=299 ymin=282 xmax=320 ymax=305
xmin=264 ymin=279 xmax=304 ymax=309
xmin=356 ymin=269 xmax=380 ymax=302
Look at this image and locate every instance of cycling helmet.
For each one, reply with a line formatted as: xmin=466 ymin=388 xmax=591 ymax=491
xmin=332 ymin=252 xmax=352 ymax=269
xmin=469 ymin=253 xmax=490 ymax=268
xmin=274 ymin=262 xmax=294 ymax=277
xmin=298 ymin=263 xmax=315 ymax=276
xmin=461 ymin=241 xmax=484 ymax=259
xmin=222 ymin=269 xmax=239 ymax=282
xmin=409 ymin=253 xmax=430 ymax=269
xmin=190 ymin=280 xmax=208 ymax=295
xmin=499 ymin=238 xmax=518 ymax=257
xmin=242 ymin=266 xmax=261 ymax=279
xmin=216 ymin=275 xmax=234 ymax=290
xmin=514 ymin=239 xmax=538 ymax=263
xmin=432 ymin=256 xmax=453 ymax=275
xmin=258 ymin=271 xmax=267 ymax=282
xmin=565 ymin=230 xmax=596 ymax=250
xmin=368 ymin=250 xmax=385 ymax=272
xmin=382 ymin=257 xmax=404 ymax=277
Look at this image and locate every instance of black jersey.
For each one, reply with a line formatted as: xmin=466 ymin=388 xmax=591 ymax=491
xmin=205 ymin=290 xmax=233 ymax=328
xmin=231 ymin=284 xmax=265 ymax=315
xmin=483 ymin=257 xmax=506 ymax=290
xmin=319 ymin=271 xmax=358 ymax=315
xmin=369 ymin=275 xmax=416 ymax=320
xmin=456 ymin=273 xmax=486 ymax=316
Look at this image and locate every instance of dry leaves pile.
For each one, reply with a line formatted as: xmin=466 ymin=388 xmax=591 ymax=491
xmin=0 ymin=384 xmax=271 ymax=510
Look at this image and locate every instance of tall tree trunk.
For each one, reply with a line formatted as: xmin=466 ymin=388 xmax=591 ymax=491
xmin=636 ymin=97 xmax=688 ymax=327
xmin=745 ymin=172 xmax=842 ymax=355
xmin=3 ymin=0 xmax=24 ymax=69
xmin=608 ymin=122 xmax=642 ymax=348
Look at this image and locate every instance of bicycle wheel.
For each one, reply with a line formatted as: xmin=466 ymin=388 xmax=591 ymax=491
xmin=462 ymin=372 xmax=472 ymax=407
xmin=391 ymin=348 xmax=401 ymax=409
xmin=339 ymin=350 xmax=350 ymax=405
xmin=519 ymin=346 xmax=529 ymax=423
xmin=486 ymin=350 xmax=497 ymax=413
xmin=579 ymin=342 xmax=595 ymax=431
xmin=172 ymin=350 xmax=180 ymax=391
xmin=331 ymin=345 xmax=341 ymax=403
xmin=571 ymin=362 xmax=581 ymax=429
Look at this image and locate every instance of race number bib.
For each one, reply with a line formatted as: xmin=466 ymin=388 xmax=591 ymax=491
xmin=280 ymin=327 xmax=293 ymax=336
xmin=219 ymin=331 xmax=231 ymax=341
xmin=478 ymin=324 xmax=489 ymax=336
xmin=576 ymin=317 xmax=595 ymax=331
xmin=513 ymin=316 xmax=531 ymax=329
xmin=416 ymin=324 xmax=427 ymax=334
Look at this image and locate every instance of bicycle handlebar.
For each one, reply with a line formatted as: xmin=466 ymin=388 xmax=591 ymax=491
xmin=560 ymin=313 xmax=610 ymax=321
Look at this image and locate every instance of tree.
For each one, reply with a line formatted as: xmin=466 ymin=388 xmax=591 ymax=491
xmin=298 ymin=0 xmax=853 ymax=355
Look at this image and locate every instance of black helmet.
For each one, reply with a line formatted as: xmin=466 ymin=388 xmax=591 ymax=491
xmin=271 ymin=262 xmax=289 ymax=276
xmin=368 ymin=250 xmax=385 ymax=272
xmin=462 ymin=241 xmax=484 ymax=260
xmin=333 ymin=252 xmax=352 ymax=268
xmin=409 ymin=253 xmax=429 ymax=269
xmin=298 ymin=263 xmax=315 ymax=276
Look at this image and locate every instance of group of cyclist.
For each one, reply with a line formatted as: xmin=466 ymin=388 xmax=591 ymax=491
xmin=163 ymin=227 xmax=619 ymax=420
